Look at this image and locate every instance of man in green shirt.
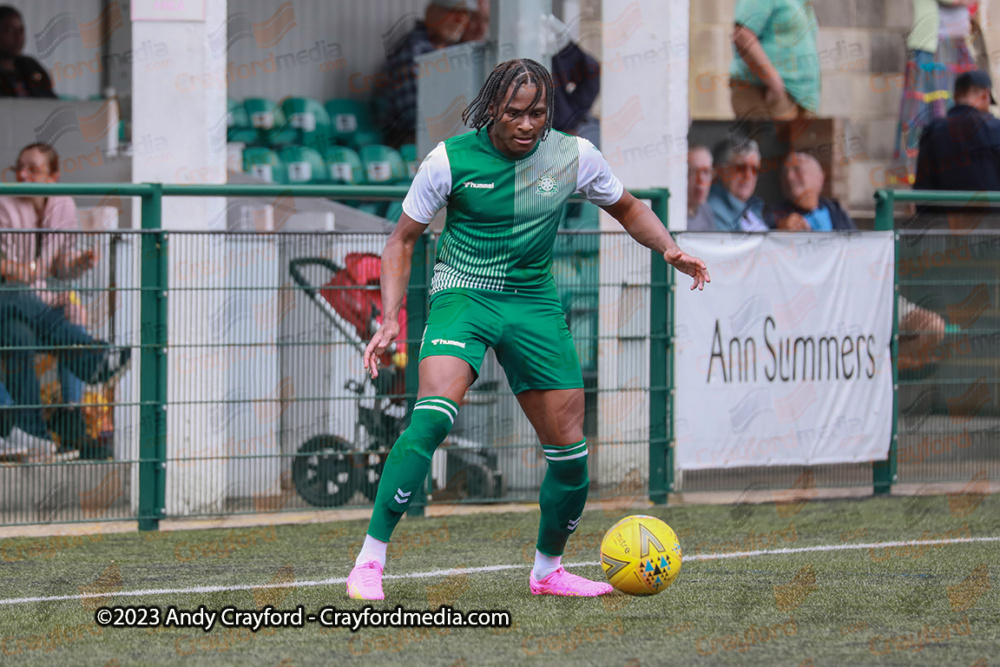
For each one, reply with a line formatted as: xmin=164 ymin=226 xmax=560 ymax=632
xmin=346 ymin=58 xmax=710 ymax=600
xmin=730 ymin=0 xmax=820 ymax=120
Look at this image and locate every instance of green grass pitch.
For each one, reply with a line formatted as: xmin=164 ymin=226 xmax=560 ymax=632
xmin=0 ymin=493 xmax=997 ymax=666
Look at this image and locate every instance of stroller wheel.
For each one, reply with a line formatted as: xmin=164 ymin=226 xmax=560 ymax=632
xmin=292 ymin=435 xmax=357 ymax=508
xmin=356 ymin=449 xmax=388 ymax=502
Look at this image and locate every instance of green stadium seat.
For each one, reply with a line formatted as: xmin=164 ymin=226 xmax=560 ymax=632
xmin=243 ymin=98 xmax=297 ymax=146
xmin=324 ymin=146 xmax=365 ymax=185
xmin=360 ymin=145 xmax=408 ymax=184
xmin=227 ymin=98 xmax=257 ymax=143
xmin=384 ymin=201 xmax=405 ymax=224
xmin=243 ymin=98 xmax=284 ymax=131
xmin=243 ymin=146 xmax=288 ymax=184
xmin=399 ymin=144 xmax=419 ymax=179
xmin=324 ymin=98 xmax=375 ymax=145
xmin=279 ymin=97 xmax=331 ymax=152
xmin=348 ymin=128 xmax=385 ymax=150
xmin=279 ymin=146 xmax=326 ymax=184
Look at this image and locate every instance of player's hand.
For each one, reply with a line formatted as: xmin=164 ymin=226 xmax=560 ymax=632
xmin=363 ymin=319 xmax=400 ymax=379
xmin=664 ymin=249 xmax=711 ymax=291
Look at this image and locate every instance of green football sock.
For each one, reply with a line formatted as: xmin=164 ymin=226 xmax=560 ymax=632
xmin=366 ymin=396 xmax=458 ymax=542
xmin=536 ymin=438 xmax=589 ymax=557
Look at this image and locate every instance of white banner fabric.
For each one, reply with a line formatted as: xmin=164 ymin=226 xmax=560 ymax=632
xmin=674 ymin=232 xmax=894 ymax=469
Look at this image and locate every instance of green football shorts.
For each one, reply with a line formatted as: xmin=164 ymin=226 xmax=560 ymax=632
xmin=418 ymin=287 xmax=584 ymax=394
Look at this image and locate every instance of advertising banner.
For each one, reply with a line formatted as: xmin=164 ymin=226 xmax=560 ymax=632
xmin=674 ymin=232 xmax=894 ymax=469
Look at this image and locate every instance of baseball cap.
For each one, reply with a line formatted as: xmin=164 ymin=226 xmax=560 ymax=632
xmin=431 ymin=0 xmax=474 ymax=10
xmin=955 ymin=70 xmax=997 ymax=104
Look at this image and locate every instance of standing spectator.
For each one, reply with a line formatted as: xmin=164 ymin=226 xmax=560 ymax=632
xmin=0 ymin=6 xmax=56 ymax=98
xmin=550 ymin=40 xmax=601 ymax=145
xmin=914 ymin=70 xmax=1000 ymax=192
xmin=888 ymin=0 xmax=978 ymax=186
xmin=729 ymin=0 xmax=819 ymax=120
xmin=768 ymin=152 xmax=856 ymax=231
xmin=706 ymin=137 xmax=769 ymax=232
xmin=686 ymin=145 xmax=715 ymax=231
xmin=771 ymin=152 xmax=946 ymax=371
xmin=373 ymin=0 xmax=474 ymax=147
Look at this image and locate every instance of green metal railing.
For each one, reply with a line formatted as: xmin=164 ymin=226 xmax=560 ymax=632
xmin=873 ymin=189 xmax=1000 ymax=495
xmin=0 ymin=182 xmax=672 ymax=529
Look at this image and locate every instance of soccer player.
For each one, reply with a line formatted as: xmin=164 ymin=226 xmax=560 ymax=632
xmin=347 ymin=58 xmax=709 ymax=600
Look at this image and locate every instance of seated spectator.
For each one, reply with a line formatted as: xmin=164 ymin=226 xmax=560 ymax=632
xmin=706 ymin=137 xmax=768 ymax=232
xmin=461 ymin=0 xmax=490 ymax=42
xmin=1 ymin=143 xmax=96 ymax=410
xmin=770 ymin=152 xmax=946 ymax=371
xmin=686 ymin=145 xmax=714 ymax=231
xmin=915 ymin=70 xmax=1000 ymax=193
xmin=768 ymin=152 xmax=856 ymax=231
xmin=0 ymin=376 xmax=61 ymax=461
xmin=0 ymin=6 xmax=56 ymax=98
xmin=729 ymin=0 xmax=819 ymax=120
xmin=0 ymin=144 xmax=128 ymax=450
xmin=373 ymin=0 xmax=474 ymax=147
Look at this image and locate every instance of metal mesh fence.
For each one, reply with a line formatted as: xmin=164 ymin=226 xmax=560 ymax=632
xmin=11 ymin=188 xmax=994 ymax=528
xmin=894 ymin=221 xmax=1000 ymax=489
xmin=1 ymin=226 xmax=138 ymax=525
xmin=1 ymin=210 xmax=658 ymax=525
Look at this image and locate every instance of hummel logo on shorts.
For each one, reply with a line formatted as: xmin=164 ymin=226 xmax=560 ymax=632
xmin=431 ymin=338 xmax=466 ymax=348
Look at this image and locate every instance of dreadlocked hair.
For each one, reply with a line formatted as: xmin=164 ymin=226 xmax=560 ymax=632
xmin=462 ymin=58 xmax=555 ymax=141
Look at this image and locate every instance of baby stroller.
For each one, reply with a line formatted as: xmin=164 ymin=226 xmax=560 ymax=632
xmin=288 ymin=254 xmax=503 ymax=508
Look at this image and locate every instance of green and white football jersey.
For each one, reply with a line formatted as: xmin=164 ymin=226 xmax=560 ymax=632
xmin=402 ymin=129 xmax=624 ymax=295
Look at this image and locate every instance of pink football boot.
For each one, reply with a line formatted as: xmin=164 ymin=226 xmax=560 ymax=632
xmin=529 ymin=567 xmax=614 ymax=596
xmin=346 ymin=560 xmax=385 ymax=600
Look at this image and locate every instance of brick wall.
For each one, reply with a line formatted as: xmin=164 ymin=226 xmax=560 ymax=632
xmin=690 ymin=0 xmax=914 ymax=213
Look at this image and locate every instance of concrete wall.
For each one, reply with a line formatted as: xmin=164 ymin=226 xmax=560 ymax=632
xmin=690 ymin=0 xmax=914 ymax=213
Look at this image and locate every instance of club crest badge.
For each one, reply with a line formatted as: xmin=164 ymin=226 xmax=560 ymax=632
xmin=536 ymin=174 xmax=558 ymax=196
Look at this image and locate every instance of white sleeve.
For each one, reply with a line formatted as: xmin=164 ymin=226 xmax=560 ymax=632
xmin=574 ymin=137 xmax=625 ymax=207
xmin=402 ymin=142 xmax=451 ymax=224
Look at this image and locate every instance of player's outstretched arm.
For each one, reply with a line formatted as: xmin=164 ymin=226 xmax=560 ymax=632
xmin=601 ymin=190 xmax=711 ymax=291
xmin=363 ymin=213 xmax=427 ymax=378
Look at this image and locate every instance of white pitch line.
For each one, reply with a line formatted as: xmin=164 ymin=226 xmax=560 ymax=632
xmin=686 ymin=535 xmax=1000 ymax=561
xmin=1 ymin=536 xmax=996 ymax=607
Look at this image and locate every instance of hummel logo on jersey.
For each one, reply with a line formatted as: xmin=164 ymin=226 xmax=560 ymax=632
xmin=464 ymin=181 xmax=494 ymax=189
xmin=536 ymin=174 xmax=558 ymax=196
xmin=393 ymin=488 xmax=412 ymax=505
xmin=431 ymin=338 xmax=466 ymax=348
xmin=567 ymin=516 xmax=581 ymax=531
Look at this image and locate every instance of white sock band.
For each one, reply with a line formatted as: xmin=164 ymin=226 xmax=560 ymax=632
xmin=356 ymin=534 xmax=389 ymax=567
xmin=532 ymin=549 xmax=562 ymax=580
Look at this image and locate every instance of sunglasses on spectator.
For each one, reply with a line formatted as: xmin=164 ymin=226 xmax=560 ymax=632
xmin=730 ymin=163 xmax=759 ymax=176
